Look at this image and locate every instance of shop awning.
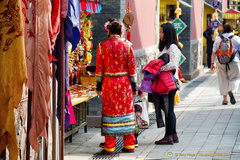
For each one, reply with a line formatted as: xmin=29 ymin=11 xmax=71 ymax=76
xmin=222 ymin=8 xmax=240 ymax=19
xmin=177 ymin=0 xmax=192 ymax=8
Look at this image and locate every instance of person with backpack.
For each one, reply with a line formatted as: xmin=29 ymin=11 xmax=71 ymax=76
xmin=211 ymin=23 xmax=240 ymax=105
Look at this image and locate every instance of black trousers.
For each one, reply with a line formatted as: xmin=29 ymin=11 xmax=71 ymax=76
xmin=153 ymin=89 xmax=177 ymax=135
xmin=207 ymin=52 xmax=212 ymax=68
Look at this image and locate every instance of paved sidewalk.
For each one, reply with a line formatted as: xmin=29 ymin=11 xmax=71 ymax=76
xmin=64 ymin=68 xmax=240 ymax=160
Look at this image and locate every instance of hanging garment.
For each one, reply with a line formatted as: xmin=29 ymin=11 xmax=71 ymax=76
xmin=95 ymin=35 xmax=137 ymax=137
xmin=0 ymin=0 xmax=27 ymax=159
xmin=26 ymin=0 xmax=52 ymax=152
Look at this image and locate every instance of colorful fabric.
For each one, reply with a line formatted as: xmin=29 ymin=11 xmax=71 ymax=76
xmin=80 ymin=0 xmax=102 ymax=13
xmin=66 ymin=91 xmax=76 ymax=125
xmin=60 ymin=0 xmax=69 ymax=18
xmin=95 ymin=35 xmax=137 ymax=137
xmin=140 ymin=72 xmax=156 ymax=93
xmin=140 ymin=59 xmax=165 ymax=94
xmin=55 ymin=0 xmax=80 ymax=132
xmin=102 ymin=113 xmax=136 ymax=136
xmin=65 ymin=0 xmax=80 ymax=51
xmin=142 ymin=59 xmax=165 ymax=75
xmin=0 ymin=0 xmax=27 ymax=159
xmin=151 ymin=71 xmax=177 ymax=95
xmin=50 ymin=0 xmax=61 ymax=51
xmin=22 ymin=0 xmax=52 ymax=152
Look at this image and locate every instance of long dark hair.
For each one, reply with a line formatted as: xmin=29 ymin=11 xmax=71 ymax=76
xmin=159 ymin=23 xmax=181 ymax=51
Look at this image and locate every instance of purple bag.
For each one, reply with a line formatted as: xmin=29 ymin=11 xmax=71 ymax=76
xmin=140 ymin=72 xmax=156 ymax=93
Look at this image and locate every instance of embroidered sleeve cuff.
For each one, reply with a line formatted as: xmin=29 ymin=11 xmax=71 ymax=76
xmin=131 ymin=82 xmax=137 ymax=92
xmin=96 ymin=82 xmax=102 ymax=91
xmin=96 ymin=76 xmax=102 ymax=82
xmin=130 ymin=76 xmax=137 ymax=83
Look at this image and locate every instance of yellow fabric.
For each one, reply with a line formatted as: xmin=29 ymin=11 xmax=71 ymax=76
xmin=174 ymin=91 xmax=181 ymax=104
xmin=104 ymin=147 xmax=115 ymax=152
xmin=102 ymin=121 xmax=135 ymax=126
xmin=124 ymin=145 xmax=135 ymax=149
xmin=0 ymin=0 xmax=27 ymax=159
xmin=223 ymin=13 xmax=240 ymax=20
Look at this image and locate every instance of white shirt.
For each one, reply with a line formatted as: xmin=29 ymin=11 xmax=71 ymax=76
xmin=212 ymin=32 xmax=240 ymax=63
xmin=157 ymin=44 xmax=180 ymax=79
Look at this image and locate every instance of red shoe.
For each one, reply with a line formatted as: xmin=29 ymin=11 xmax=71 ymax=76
xmin=155 ymin=135 xmax=173 ymax=145
xmin=173 ymin=134 xmax=179 ymax=143
xmin=100 ymin=149 xmax=114 ymax=155
xmin=122 ymin=148 xmax=135 ymax=153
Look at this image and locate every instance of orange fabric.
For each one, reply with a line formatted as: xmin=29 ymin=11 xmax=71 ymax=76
xmin=217 ymin=36 xmax=234 ymax=64
xmin=0 ymin=0 xmax=27 ymax=159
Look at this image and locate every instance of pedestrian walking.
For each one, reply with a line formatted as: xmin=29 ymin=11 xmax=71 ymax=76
xmin=211 ymin=23 xmax=240 ymax=105
xmin=152 ymin=23 xmax=180 ymax=144
xmin=203 ymin=25 xmax=214 ymax=68
xmin=95 ymin=20 xmax=137 ymax=154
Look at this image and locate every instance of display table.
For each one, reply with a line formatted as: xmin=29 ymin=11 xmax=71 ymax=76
xmin=65 ymin=92 xmax=97 ymax=142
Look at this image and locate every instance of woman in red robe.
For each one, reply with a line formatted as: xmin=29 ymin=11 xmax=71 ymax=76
xmin=95 ymin=20 xmax=137 ymax=154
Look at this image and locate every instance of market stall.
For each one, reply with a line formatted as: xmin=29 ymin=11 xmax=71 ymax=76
xmin=64 ymin=7 xmax=99 ymax=142
xmin=0 ymin=0 xmax=102 ymax=159
xmin=222 ymin=8 xmax=240 ymax=35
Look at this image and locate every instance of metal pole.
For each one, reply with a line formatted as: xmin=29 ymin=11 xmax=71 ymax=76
xmin=52 ymin=63 xmax=57 ymax=160
xmin=45 ymin=123 xmax=48 ymax=160
xmin=59 ymin=18 xmax=65 ymax=160
xmin=26 ymin=90 xmax=32 ymax=160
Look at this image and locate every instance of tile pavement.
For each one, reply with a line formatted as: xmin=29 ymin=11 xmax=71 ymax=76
xmin=64 ymin=68 xmax=240 ymax=160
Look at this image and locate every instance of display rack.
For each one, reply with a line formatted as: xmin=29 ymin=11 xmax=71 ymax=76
xmin=65 ymin=93 xmax=97 ymax=143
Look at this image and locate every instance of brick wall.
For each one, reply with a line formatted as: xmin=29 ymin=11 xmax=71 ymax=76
xmin=178 ymin=0 xmax=204 ymax=80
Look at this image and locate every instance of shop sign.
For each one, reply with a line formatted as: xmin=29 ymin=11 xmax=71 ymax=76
xmin=211 ymin=19 xmax=221 ymax=29
xmin=211 ymin=0 xmax=221 ymax=9
xmin=172 ymin=18 xmax=187 ymax=35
